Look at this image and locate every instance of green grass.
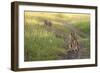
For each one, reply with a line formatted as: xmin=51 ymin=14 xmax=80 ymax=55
xmin=24 ymin=12 xmax=90 ymax=61
xmin=24 ymin=24 xmax=65 ymax=61
xmin=74 ymin=20 xmax=90 ymax=34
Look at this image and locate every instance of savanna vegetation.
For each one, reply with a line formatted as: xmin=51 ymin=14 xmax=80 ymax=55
xmin=24 ymin=12 xmax=90 ymax=61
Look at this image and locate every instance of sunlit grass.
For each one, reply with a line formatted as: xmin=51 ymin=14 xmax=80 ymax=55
xmin=24 ymin=24 xmax=65 ymax=61
xmin=24 ymin=11 xmax=90 ymax=61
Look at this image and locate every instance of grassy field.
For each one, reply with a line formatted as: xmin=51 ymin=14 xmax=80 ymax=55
xmin=24 ymin=12 xmax=90 ymax=61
